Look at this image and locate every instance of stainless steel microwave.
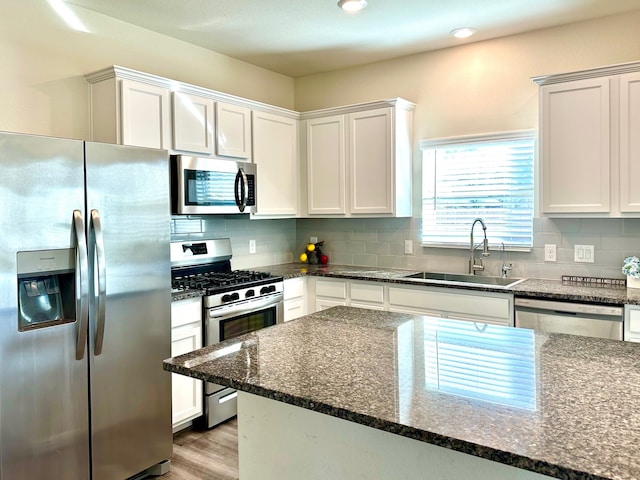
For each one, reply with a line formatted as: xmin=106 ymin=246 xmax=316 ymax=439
xmin=170 ymin=155 xmax=256 ymax=215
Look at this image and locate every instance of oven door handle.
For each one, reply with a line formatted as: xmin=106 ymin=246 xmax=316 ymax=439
xmin=207 ymin=294 xmax=282 ymax=321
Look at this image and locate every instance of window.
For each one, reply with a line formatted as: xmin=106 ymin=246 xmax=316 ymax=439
xmin=420 ymin=131 xmax=534 ymax=250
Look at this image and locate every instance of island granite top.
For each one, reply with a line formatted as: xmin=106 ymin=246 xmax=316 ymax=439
xmin=164 ymin=306 xmax=640 ymax=480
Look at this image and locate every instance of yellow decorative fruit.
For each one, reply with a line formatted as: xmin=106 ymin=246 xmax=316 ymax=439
xmin=299 ymin=252 xmax=308 ymax=262
xmin=307 ymin=243 xmax=316 ymax=252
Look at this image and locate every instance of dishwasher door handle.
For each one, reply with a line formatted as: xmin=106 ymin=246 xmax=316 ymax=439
xmin=514 ymin=298 xmax=623 ymax=317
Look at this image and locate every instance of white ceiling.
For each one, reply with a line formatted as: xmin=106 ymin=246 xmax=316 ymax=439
xmin=66 ymin=0 xmax=640 ymax=77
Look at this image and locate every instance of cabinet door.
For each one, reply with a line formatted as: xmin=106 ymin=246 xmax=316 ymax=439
xmin=172 ymin=92 xmax=215 ymax=155
xmin=619 ymin=72 xmax=640 ymax=212
xmin=349 ymin=108 xmax=393 ymax=214
xmin=350 ymin=281 xmax=385 ymax=310
xmin=252 ymin=111 xmax=298 ymax=216
xmin=625 ymin=305 xmax=640 ymax=342
xmin=171 ymin=322 xmax=203 ymax=428
xmin=120 ymin=79 xmax=171 ymax=150
xmin=216 ymin=102 xmax=252 ymax=159
xmin=540 ymin=78 xmax=610 ymax=213
xmin=306 ymin=115 xmax=347 ymax=215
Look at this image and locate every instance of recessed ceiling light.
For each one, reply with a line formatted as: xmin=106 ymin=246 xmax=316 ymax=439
xmin=450 ymin=27 xmax=477 ymax=39
xmin=337 ymin=0 xmax=368 ymax=13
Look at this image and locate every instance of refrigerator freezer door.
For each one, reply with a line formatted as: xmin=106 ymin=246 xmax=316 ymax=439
xmin=0 ymin=132 xmax=90 ymax=479
xmin=85 ymin=142 xmax=172 ymax=480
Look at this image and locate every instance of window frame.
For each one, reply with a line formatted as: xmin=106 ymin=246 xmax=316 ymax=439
xmin=419 ymin=130 xmax=536 ymax=251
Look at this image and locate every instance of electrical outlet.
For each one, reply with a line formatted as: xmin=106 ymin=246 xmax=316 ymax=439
xmin=310 ymin=236 xmax=318 ymax=244
xmin=574 ymin=244 xmax=594 ymax=263
xmin=544 ymin=244 xmax=556 ymax=262
xmin=249 ymin=239 xmax=256 ymax=254
xmin=404 ymin=240 xmax=413 ymax=254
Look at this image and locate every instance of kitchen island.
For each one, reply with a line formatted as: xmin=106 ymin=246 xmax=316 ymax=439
xmin=163 ymin=306 xmax=640 ymax=480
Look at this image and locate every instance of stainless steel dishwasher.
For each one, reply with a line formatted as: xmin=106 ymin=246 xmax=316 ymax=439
xmin=514 ymin=298 xmax=624 ymax=340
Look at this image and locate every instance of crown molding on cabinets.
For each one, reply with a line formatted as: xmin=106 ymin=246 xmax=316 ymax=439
xmin=300 ymin=97 xmax=416 ymax=120
xmin=85 ymin=65 xmax=300 ymax=119
xmin=532 ymin=60 xmax=640 ymax=86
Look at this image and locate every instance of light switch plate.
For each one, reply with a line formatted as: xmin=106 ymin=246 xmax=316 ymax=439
xmin=574 ymin=244 xmax=594 ymax=263
xmin=404 ymin=240 xmax=413 ymax=254
xmin=310 ymin=236 xmax=318 ymax=244
xmin=249 ymin=239 xmax=256 ymax=254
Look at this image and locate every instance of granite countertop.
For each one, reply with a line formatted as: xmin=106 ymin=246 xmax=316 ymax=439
xmin=254 ymin=263 xmax=640 ymax=306
xmin=164 ymin=306 xmax=640 ymax=480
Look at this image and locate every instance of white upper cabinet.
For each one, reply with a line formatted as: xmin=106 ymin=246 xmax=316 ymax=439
xmin=85 ymin=66 xmax=295 ymax=163
xmin=539 ymin=78 xmax=610 ymax=214
xmin=87 ymin=74 xmax=171 ymax=150
xmin=252 ymin=110 xmax=299 ymax=217
xmin=349 ymin=108 xmax=393 ymax=214
xmin=172 ymin=92 xmax=215 ymax=155
xmin=305 ymin=115 xmax=347 ymax=215
xmin=215 ymin=102 xmax=252 ymax=160
xmin=302 ymin=98 xmax=414 ymax=217
xmin=533 ymin=61 xmax=640 ymax=217
xmin=120 ymin=80 xmax=172 ymax=149
xmin=619 ymin=72 xmax=640 ymax=212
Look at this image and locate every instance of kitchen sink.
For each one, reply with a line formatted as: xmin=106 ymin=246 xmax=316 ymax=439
xmin=403 ymin=271 xmax=524 ymax=288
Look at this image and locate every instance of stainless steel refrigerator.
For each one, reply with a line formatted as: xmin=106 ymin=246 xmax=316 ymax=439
xmin=0 ymin=131 xmax=172 ymax=479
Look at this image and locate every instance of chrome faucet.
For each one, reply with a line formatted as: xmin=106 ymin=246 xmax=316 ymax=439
xmin=500 ymin=242 xmax=513 ymax=278
xmin=469 ymin=218 xmax=490 ymax=274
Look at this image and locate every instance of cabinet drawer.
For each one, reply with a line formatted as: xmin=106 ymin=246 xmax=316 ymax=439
xmin=284 ymin=277 xmax=305 ymax=300
xmin=171 ymin=297 xmax=203 ymax=328
xmin=350 ymin=282 xmax=384 ymax=304
xmin=284 ymin=298 xmax=306 ymax=322
xmin=316 ymin=279 xmax=347 ymax=299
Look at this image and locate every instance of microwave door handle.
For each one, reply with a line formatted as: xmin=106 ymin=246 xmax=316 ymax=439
xmin=73 ymin=210 xmax=89 ymax=360
xmin=91 ymin=209 xmax=107 ymax=356
xmin=235 ymin=168 xmax=248 ymax=212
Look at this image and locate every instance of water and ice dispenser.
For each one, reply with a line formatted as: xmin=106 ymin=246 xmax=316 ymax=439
xmin=16 ymin=249 xmax=76 ymax=331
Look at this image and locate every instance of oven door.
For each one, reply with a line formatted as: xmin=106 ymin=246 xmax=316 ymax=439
xmin=205 ymin=293 xmax=283 ymax=345
xmin=204 ymin=293 xmax=283 ymax=398
xmin=203 ymin=293 xmax=283 ymax=428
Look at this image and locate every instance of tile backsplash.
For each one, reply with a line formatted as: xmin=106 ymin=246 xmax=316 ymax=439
xmin=170 ymin=215 xmax=296 ymax=270
xmin=171 ymin=215 xmax=640 ymax=280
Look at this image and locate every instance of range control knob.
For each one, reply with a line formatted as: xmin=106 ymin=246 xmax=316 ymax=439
xmin=222 ymin=292 xmax=240 ymax=303
xmin=245 ymin=289 xmax=255 ymax=298
xmin=260 ymin=285 xmax=276 ymax=295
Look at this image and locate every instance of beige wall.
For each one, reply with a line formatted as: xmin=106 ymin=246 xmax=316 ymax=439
xmin=294 ymin=11 xmax=640 ymax=141
xmin=0 ymin=1 xmax=294 ymax=140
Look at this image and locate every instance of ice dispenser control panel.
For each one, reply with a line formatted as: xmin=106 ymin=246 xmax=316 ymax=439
xmin=16 ymin=249 xmax=76 ymax=332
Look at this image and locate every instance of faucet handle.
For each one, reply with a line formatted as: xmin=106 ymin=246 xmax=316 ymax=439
xmin=501 ymin=262 xmax=513 ymax=278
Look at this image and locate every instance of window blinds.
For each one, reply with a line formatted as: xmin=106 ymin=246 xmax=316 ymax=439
xmin=421 ymin=133 xmax=534 ymax=249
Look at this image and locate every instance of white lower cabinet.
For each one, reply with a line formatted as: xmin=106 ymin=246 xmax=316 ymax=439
xmin=314 ymin=278 xmax=348 ymax=312
xmin=307 ymin=278 xmax=512 ymax=325
xmin=624 ymin=305 xmax=640 ymax=342
xmin=350 ymin=281 xmax=385 ymax=311
xmin=283 ymin=277 xmax=307 ymax=322
xmin=171 ymin=298 xmax=203 ymax=431
xmin=389 ymin=285 xmax=514 ymax=326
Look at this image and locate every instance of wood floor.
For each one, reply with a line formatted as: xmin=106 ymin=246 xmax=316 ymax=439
xmin=156 ymin=418 xmax=239 ymax=480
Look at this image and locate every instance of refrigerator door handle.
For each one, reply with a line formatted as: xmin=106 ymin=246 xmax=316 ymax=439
xmin=91 ymin=209 xmax=107 ymax=356
xmin=73 ymin=209 xmax=89 ymax=360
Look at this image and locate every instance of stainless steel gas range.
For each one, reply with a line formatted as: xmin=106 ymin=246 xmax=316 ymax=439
xmin=170 ymin=238 xmax=284 ymax=428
